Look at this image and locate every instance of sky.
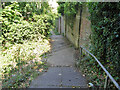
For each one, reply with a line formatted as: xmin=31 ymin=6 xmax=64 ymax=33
xmin=48 ymin=0 xmax=59 ymax=13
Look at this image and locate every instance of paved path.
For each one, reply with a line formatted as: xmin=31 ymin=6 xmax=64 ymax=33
xmin=29 ymin=34 xmax=87 ymax=88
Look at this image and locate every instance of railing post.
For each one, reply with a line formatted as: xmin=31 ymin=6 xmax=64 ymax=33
xmin=104 ymin=75 xmax=109 ymax=89
xmin=80 ymin=47 xmax=82 ymax=60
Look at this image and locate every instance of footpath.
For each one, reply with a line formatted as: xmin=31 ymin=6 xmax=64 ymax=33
xmin=29 ymin=32 xmax=87 ymax=88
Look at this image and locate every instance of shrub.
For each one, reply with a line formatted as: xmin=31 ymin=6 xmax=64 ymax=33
xmin=1 ymin=2 xmax=54 ymax=45
xmin=31 ymin=14 xmax=54 ymax=36
xmin=7 ymin=21 xmax=35 ymax=43
xmin=1 ymin=2 xmax=23 ymax=44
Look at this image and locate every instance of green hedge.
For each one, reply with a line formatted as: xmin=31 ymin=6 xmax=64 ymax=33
xmin=88 ymin=2 xmax=120 ymax=85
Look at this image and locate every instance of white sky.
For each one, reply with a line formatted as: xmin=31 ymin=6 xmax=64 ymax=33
xmin=48 ymin=0 xmax=59 ymax=13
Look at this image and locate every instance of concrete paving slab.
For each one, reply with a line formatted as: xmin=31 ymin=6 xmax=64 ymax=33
xmin=50 ymin=35 xmax=72 ymax=53
xmin=47 ymin=47 xmax=75 ymax=66
xmin=30 ymin=85 xmax=60 ymax=88
xmin=29 ymin=67 xmax=87 ymax=88
xmin=61 ymin=67 xmax=87 ymax=87
xmin=29 ymin=67 xmax=62 ymax=88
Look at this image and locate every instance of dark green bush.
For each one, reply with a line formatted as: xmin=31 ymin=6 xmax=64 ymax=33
xmin=88 ymin=2 xmax=120 ymax=85
xmin=57 ymin=2 xmax=65 ymax=15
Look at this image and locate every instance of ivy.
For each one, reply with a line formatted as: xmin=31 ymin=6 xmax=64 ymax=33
xmin=57 ymin=2 xmax=82 ymax=17
xmin=57 ymin=2 xmax=82 ymax=30
xmin=88 ymin=2 xmax=120 ymax=86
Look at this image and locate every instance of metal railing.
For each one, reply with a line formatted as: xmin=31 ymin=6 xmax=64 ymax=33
xmin=80 ymin=46 xmax=120 ymax=90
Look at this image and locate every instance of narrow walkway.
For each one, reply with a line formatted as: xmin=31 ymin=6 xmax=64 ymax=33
xmin=29 ymin=34 xmax=87 ymax=88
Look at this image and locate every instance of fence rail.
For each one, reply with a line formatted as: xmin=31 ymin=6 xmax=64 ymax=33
xmin=80 ymin=46 xmax=120 ymax=90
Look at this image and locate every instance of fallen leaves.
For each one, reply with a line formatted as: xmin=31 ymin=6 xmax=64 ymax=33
xmin=39 ymin=69 xmax=43 ymax=72
xmin=33 ymin=66 xmax=38 ymax=69
xmin=38 ymin=61 xmax=43 ymax=65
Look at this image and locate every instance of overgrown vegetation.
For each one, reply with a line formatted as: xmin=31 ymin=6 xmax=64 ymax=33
xmin=76 ymin=3 xmax=120 ymax=88
xmin=1 ymin=2 xmax=56 ymax=45
xmin=1 ymin=38 xmax=50 ymax=88
xmin=57 ymin=2 xmax=82 ymax=16
xmin=0 ymin=2 xmax=57 ymax=88
xmin=57 ymin=2 xmax=82 ymax=30
xmin=88 ymin=2 xmax=120 ymax=86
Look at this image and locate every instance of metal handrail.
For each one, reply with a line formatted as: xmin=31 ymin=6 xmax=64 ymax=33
xmin=80 ymin=46 xmax=120 ymax=90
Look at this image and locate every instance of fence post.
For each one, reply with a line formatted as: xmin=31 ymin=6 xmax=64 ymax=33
xmin=80 ymin=47 xmax=82 ymax=60
xmin=104 ymin=75 xmax=109 ymax=89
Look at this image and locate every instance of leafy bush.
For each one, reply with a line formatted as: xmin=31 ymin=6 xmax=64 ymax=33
xmin=1 ymin=2 xmax=22 ymax=38
xmin=57 ymin=2 xmax=82 ymax=17
xmin=1 ymin=15 xmax=52 ymax=44
xmin=2 ymin=2 xmax=22 ymax=23
xmin=1 ymin=2 xmax=23 ymax=45
xmin=1 ymin=2 xmax=54 ymax=45
xmin=2 ymin=2 xmax=52 ymax=20
xmin=0 ymin=2 xmax=55 ymax=88
xmin=31 ymin=14 xmax=56 ymax=36
xmin=4 ymin=21 xmax=33 ymax=44
xmin=20 ymin=2 xmax=52 ymax=20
